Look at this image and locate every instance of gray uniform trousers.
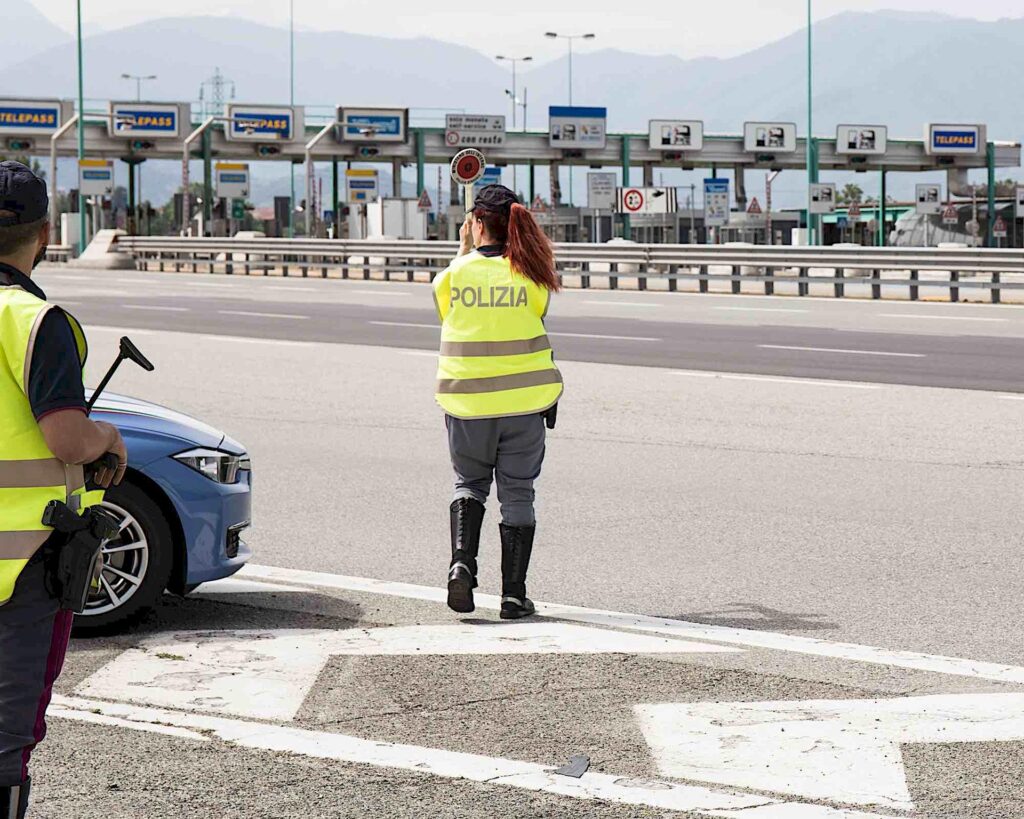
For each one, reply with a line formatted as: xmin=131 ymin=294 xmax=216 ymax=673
xmin=446 ymin=413 xmax=546 ymax=527
xmin=0 ymin=557 xmax=72 ymax=786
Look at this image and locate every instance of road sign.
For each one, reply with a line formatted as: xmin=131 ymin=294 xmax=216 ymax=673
xmin=743 ymin=122 xmax=797 ymax=154
xmin=703 ymin=178 xmax=730 ymax=227
xmin=108 ymin=102 xmax=187 ymax=139
xmin=943 ymin=205 xmax=959 ymax=225
xmin=417 ymin=190 xmax=432 ymax=211
xmin=78 ymin=159 xmax=114 ymax=196
xmin=474 ymin=167 xmax=502 ymax=191
xmin=215 ymin=163 xmax=250 ymax=199
xmin=837 ymin=216 xmax=849 ymax=229
xmin=549 ymin=106 xmax=607 ymax=150
xmin=444 ymin=114 xmax=505 ymax=148
xmin=225 ymin=104 xmax=301 ymax=141
xmin=809 ymin=183 xmax=836 ymax=214
xmin=450 ymin=149 xmax=486 ymax=186
xmin=337 ymin=107 xmax=408 ymax=143
xmin=345 ymin=169 xmax=379 ymax=203
xmin=1016 ymin=187 xmax=1024 ymax=218
xmin=915 ymin=183 xmax=942 ymax=215
xmin=993 ymin=216 xmax=1008 ymax=238
xmin=587 ymin=172 xmax=617 ymax=210
xmin=648 ymin=120 xmax=704 ymax=152
xmin=232 ymin=200 xmax=247 ymax=220
xmin=925 ymin=123 xmax=985 ymax=156
xmin=835 ymin=124 xmax=888 ymax=156
xmin=637 ymin=693 xmax=1024 ymax=813
xmin=620 ymin=188 xmax=644 ymax=213
xmin=531 ymin=195 xmax=547 ymax=212
xmin=0 ymin=98 xmax=71 ymax=136
xmin=848 ymin=201 xmax=862 ymax=221
xmin=615 ymin=187 xmax=677 ymax=215
xmin=746 ymin=197 xmax=762 ymax=215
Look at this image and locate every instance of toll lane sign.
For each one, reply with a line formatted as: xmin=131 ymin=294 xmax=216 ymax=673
xmin=109 ymin=102 xmax=188 ymax=138
xmin=226 ymin=105 xmax=301 ymax=141
xmin=215 ymin=163 xmax=250 ymax=199
xmin=345 ymin=169 xmax=379 ymax=203
xmin=0 ymin=98 xmax=70 ymax=136
xmin=78 ymin=159 xmax=114 ymax=196
xmin=337 ymin=107 xmax=408 ymax=143
xmin=445 ymin=115 xmax=505 ymax=148
xmin=704 ymin=179 xmax=730 ymax=227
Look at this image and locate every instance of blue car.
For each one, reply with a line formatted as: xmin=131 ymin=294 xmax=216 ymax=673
xmin=75 ymin=392 xmax=253 ymax=632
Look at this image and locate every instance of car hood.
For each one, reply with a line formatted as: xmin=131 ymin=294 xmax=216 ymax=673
xmin=89 ymin=392 xmax=245 ymax=455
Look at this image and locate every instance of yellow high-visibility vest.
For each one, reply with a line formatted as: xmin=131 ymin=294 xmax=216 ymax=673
xmin=0 ymin=284 xmax=98 ymax=606
xmin=433 ymin=251 xmax=563 ymax=419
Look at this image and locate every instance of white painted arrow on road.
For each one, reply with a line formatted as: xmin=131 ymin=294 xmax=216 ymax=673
xmin=636 ymin=693 xmax=1024 ymax=811
xmin=78 ymin=624 xmax=738 ymax=721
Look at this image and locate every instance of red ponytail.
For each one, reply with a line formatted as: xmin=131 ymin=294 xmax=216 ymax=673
xmin=505 ymin=204 xmax=560 ymax=292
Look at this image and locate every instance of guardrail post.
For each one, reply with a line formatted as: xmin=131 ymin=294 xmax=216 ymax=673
xmin=834 ymin=267 xmax=844 ymax=298
xmin=363 ymin=257 xmax=370 ymax=280
xmin=765 ymin=267 xmax=774 ymax=296
xmin=699 ymin=264 xmax=708 ymax=294
xmin=668 ymin=264 xmax=677 ymax=293
xmin=225 ymin=253 xmax=233 ymax=276
xmin=244 ymin=253 xmax=250 ymax=276
xmin=581 ymin=261 xmax=590 ymax=289
xmin=610 ymin=263 xmax=618 ymax=290
xmin=731 ymin=265 xmax=740 ymax=295
xmin=341 ymin=254 xmax=349 ymax=279
xmin=950 ymin=271 xmax=959 ymax=303
xmin=871 ymin=270 xmax=881 ymax=300
xmin=991 ymin=272 xmax=1001 ymax=304
xmin=158 ymin=251 xmax=164 ymax=273
xmin=909 ymin=270 xmax=918 ymax=301
xmin=638 ymin=267 xmax=647 ymax=291
xmin=798 ymin=268 xmax=808 ymax=297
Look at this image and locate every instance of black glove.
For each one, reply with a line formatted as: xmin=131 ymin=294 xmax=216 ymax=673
xmin=543 ymin=403 xmax=558 ymax=430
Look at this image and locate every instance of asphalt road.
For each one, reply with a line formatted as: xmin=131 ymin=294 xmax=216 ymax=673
xmin=42 ymin=265 xmax=1024 ymax=392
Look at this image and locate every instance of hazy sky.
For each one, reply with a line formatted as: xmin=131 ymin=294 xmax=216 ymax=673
xmin=33 ymin=1 xmax=1024 ymax=61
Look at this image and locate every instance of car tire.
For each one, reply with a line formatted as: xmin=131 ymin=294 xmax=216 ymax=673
xmin=72 ymin=479 xmax=174 ymax=635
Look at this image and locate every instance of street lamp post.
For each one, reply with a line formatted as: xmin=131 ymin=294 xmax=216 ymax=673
xmin=496 ymin=55 xmax=532 ymax=197
xmin=545 ymin=32 xmax=595 ymax=209
xmin=289 ymin=0 xmax=296 ymax=238
xmin=75 ymin=0 xmax=87 ymax=256
xmin=806 ymin=0 xmax=817 ymax=246
xmin=121 ymin=73 xmax=157 ymax=102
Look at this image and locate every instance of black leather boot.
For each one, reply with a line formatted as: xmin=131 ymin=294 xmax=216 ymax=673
xmin=0 ymin=777 xmax=30 ymax=819
xmin=447 ymin=498 xmax=485 ymax=613
xmin=499 ymin=523 xmax=536 ymax=620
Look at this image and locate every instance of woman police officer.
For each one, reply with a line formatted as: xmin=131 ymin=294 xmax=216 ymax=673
xmin=432 ymin=184 xmax=562 ymax=620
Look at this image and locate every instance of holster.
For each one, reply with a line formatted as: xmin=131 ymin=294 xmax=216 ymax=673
xmin=40 ymin=501 xmax=116 ymax=613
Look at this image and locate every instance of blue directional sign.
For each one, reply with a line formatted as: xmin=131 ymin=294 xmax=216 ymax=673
xmin=337 ymin=107 xmax=408 ymax=143
xmin=109 ymin=102 xmax=187 ymax=138
xmin=926 ymin=124 xmax=984 ymax=156
xmin=474 ymin=167 xmax=502 ymax=190
xmin=0 ymin=99 xmax=66 ymax=135
xmin=225 ymin=105 xmax=300 ymax=141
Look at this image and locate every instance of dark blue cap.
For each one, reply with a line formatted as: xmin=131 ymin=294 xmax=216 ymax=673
xmin=471 ymin=184 xmax=518 ymax=215
xmin=0 ymin=161 xmax=48 ymax=227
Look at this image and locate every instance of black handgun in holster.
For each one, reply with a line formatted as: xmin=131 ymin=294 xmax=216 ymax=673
xmin=40 ymin=500 xmax=117 ymax=614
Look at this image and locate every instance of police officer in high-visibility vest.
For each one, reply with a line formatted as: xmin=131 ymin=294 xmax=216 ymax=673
xmin=434 ymin=185 xmax=562 ymax=620
xmin=0 ymin=162 xmax=127 ymax=818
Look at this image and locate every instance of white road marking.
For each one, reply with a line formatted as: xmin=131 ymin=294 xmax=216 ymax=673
xmin=191 ymin=577 xmax=313 ymax=595
xmin=51 ymin=696 xmax=896 ymax=819
xmin=123 ymin=304 xmax=189 ymax=312
xmin=759 ymin=344 xmax=925 ymax=358
xmin=399 ymin=350 xmax=437 ymax=357
xmin=77 ymin=625 xmax=738 ymax=722
xmin=673 ymin=371 xmax=880 ymax=390
xmin=369 ymin=321 xmax=437 ymax=329
xmin=583 ymin=300 xmax=661 ymax=308
xmin=350 ymin=289 xmax=411 ymax=297
xmin=218 ymin=310 xmax=308 ymax=320
xmin=880 ymin=313 xmax=1008 ymax=323
xmin=999 ymin=395 xmax=1024 ymax=401
xmin=713 ymin=307 xmax=809 ymax=314
xmin=43 ymin=274 xmax=89 ymax=281
xmin=637 ymin=693 xmax=1024 ymax=812
xmin=235 ymin=565 xmax=1024 ymax=685
xmin=549 ymin=332 xmax=659 ymax=342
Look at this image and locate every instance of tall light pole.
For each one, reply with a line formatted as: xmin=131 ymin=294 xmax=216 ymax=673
xmin=76 ymin=0 xmax=86 ymax=255
xmin=496 ymin=55 xmax=532 ymax=197
xmin=289 ymin=0 xmax=296 ymax=238
xmin=806 ymin=0 xmax=816 ymax=245
xmin=545 ymin=32 xmax=595 ymax=209
xmin=121 ymin=73 xmax=156 ymax=102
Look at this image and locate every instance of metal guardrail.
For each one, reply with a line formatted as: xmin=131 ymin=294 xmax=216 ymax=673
xmin=45 ymin=245 xmax=73 ymax=263
xmin=117 ymin=237 xmax=1024 ymax=303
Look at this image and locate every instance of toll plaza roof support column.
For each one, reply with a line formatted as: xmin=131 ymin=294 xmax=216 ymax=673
xmin=49 ymin=114 xmax=79 ymax=245
xmin=528 ymin=161 xmax=535 ymax=205
xmin=415 ymin=130 xmax=425 ymax=196
xmin=987 ymin=141 xmax=996 ymax=248
xmin=393 ymin=159 xmax=402 ymax=198
xmin=304 ymin=122 xmax=335 ymax=237
xmin=126 ymin=159 xmax=136 ymax=236
xmin=621 ymin=135 xmax=632 ymax=240
xmin=332 ymin=158 xmax=340 ymax=238
xmin=643 ymin=162 xmax=654 ymax=187
xmin=202 ymin=129 xmax=213 ymax=232
xmin=878 ymin=169 xmax=887 ymax=247
xmin=733 ymin=165 xmax=747 ymax=210
xmin=181 ymin=117 xmax=215 ymax=237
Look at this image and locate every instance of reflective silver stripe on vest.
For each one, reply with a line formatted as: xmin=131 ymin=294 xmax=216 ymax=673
xmin=24 ymin=302 xmax=55 ymax=392
xmin=0 ymin=458 xmax=68 ymax=489
xmin=439 ymin=336 xmax=551 ymax=358
xmin=0 ymin=531 xmax=49 ymax=560
xmin=436 ymin=369 xmax=563 ymax=395
xmin=66 ymin=464 xmax=85 ymax=496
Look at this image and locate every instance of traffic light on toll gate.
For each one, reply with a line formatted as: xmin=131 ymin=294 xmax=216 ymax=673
xmin=131 ymin=140 xmax=155 ymax=151
xmin=256 ymin=145 xmax=281 ymax=157
xmin=357 ymin=146 xmax=380 ymax=158
xmin=6 ymin=139 xmax=34 ymax=152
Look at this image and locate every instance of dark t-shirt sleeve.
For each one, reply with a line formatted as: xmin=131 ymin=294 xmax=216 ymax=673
xmin=27 ymin=308 xmax=87 ymax=420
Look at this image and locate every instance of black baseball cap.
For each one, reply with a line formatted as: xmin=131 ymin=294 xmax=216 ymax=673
xmin=0 ymin=161 xmax=48 ymax=227
xmin=471 ymin=184 xmax=518 ymax=215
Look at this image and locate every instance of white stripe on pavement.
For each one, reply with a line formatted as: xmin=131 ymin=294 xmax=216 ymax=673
xmin=370 ymin=321 xmax=438 ymax=329
xmin=350 ymin=289 xmax=412 ymax=296
xmin=584 ymin=300 xmax=661 ymax=308
xmin=673 ymin=371 xmax=880 ymax=390
xmin=123 ymin=304 xmax=189 ymax=312
xmin=759 ymin=344 xmax=925 ymax=358
xmin=236 ymin=564 xmax=1024 ymax=685
xmin=713 ymin=307 xmax=809 ymax=314
xmin=549 ymin=332 xmax=660 ymax=342
xmin=218 ymin=310 xmax=308 ymax=320
xmin=50 ymin=696 xmax=897 ymax=819
xmin=999 ymin=395 xmax=1024 ymax=401
xmin=880 ymin=313 xmax=1008 ymax=323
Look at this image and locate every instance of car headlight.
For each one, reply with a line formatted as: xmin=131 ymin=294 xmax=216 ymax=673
xmin=173 ymin=448 xmax=249 ymax=484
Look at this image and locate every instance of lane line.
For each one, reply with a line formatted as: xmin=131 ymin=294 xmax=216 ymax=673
xmin=399 ymin=350 xmax=437 ymax=357
xmin=350 ymin=289 xmax=412 ymax=297
xmin=549 ymin=332 xmax=659 ymax=342
xmin=672 ymin=371 xmax=880 ymax=390
xmin=881 ymin=313 xmax=1008 ymax=323
xmin=218 ymin=310 xmax=308 ymax=320
xmin=583 ymin=300 xmax=661 ymax=308
xmin=759 ymin=344 xmax=925 ymax=358
xmin=236 ymin=564 xmax=1024 ymax=685
xmin=999 ymin=395 xmax=1024 ymax=401
xmin=50 ymin=696 xmax=894 ymax=819
xmin=369 ymin=321 xmax=438 ymax=329
xmin=123 ymin=304 xmax=189 ymax=313
xmin=713 ymin=307 xmax=809 ymax=314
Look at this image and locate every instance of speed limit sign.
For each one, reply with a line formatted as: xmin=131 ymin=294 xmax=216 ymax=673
xmin=450 ymin=148 xmax=487 ymax=210
xmin=623 ymin=189 xmax=644 ymax=212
